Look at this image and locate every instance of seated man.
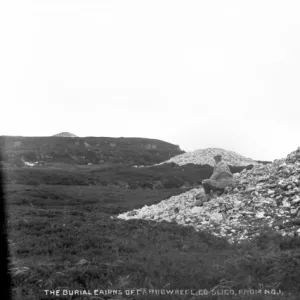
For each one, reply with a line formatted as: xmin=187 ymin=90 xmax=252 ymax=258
xmin=201 ymin=154 xmax=233 ymax=201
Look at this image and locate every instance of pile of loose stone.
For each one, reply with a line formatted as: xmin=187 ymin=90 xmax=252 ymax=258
xmin=155 ymin=148 xmax=258 ymax=167
xmin=117 ymin=147 xmax=300 ymax=243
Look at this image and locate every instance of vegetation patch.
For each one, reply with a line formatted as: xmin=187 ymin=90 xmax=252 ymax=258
xmin=5 ymin=184 xmax=300 ymax=300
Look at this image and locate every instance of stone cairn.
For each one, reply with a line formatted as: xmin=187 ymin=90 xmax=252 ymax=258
xmin=155 ymin=148 xmax=258 ymax=167
xmin=117 ymin=147 xmax=300 ymax=243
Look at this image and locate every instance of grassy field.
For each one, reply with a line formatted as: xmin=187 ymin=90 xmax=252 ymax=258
xmin=5 ymin=183 xmax=300 ymax=300
xmin=3 ymin=163 xmax=252 ymax=189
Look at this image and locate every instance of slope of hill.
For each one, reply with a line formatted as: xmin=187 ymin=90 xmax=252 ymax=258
xmin=3 ymin=162 xmax=253 ymax=189
xmin=155 ymin=147 xmax=258 ymax=167
xmin=52 ymin=132 xmax=78 ymax=137
xmin=0 ymin=136 xmax=184 ymax=166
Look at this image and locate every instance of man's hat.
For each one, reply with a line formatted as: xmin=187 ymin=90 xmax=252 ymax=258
xmin=213 ymin=154 xmax=222 ymax=159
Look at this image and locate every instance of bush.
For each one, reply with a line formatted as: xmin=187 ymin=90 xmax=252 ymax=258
xmin=127 ymin=182 xmax=138 ymax=189
xmin=163 ymin=177 xmax=184 ymax=189
xmin=26 ymin=179 xmax=40 ymax=186
xmin=22 ymin=151 xmax=37 ymax=162
xmin=141 ymin=182 xmax=153 ymax=189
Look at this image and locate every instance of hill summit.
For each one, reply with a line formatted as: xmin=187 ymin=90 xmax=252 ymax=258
xmin=52 ymin=132 xmax=78 ymax=137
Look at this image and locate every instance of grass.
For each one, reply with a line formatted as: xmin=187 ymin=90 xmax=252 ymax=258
xmin=5 ymin=184 xmax=184 ymax=213
xmin=3 ymin=163 xmax=252 ymax=189
xmin=5 ymin=183 xmax=300 ymax=300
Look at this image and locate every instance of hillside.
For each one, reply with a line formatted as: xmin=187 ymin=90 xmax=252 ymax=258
xmin=0 ymin=136 xmax=184 ymax=166
xmin=4 ymin=139 xmax=299 ymax=298
xmin=156 ymin=147 xmax=259 ymax=167
xmin=3 ymin=162 xmax=253 ymax=189
xmin=6 ymin=148 xmax=300 ymax=298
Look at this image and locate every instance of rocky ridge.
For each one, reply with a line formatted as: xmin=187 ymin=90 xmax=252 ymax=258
xmin=117 ymin=147 xmax=300 ymax=243
xmin=155 ymin=148 xmax=257 ymax=167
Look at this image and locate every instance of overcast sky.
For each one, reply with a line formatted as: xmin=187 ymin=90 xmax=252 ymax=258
xmin=1 ymin=0 xmax=300 ymax=161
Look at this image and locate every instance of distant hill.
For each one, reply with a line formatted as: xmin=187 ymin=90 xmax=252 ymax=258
xmin=52 ymin=132 xmax=78 ymax=137
xmin=0 ymin=136 xmax=184 ymax=166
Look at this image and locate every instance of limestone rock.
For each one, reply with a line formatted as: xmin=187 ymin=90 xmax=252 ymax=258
xmin=77 ymin=259 xmax=89 ymax=265
xmin=210 ymin=213 xmax=223 ymax=223
xmin=191 ymin=207 xmax=202 ymax=214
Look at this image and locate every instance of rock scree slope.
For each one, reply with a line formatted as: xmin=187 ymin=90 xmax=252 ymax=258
xmin=155 ymin=147 xmax=258 ymax=167
xmin=117 ymin=147 xmax=300 ymax=243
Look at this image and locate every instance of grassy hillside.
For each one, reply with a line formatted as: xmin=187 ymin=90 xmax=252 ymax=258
xmin=3 ymin=163 xmax=253 ymax=189
xmin=6 ymin=183 xmax=300 ymax=300
xmin=0 ymin=136 xmax=184 ymax=166
xmin=4 ymin=137 xmax=288 ymax=300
